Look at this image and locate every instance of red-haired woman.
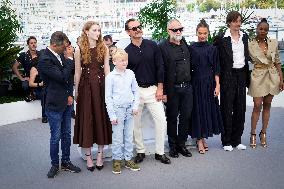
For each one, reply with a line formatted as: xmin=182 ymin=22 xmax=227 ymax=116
xmin=73 ymin=21 xmax=112 ymax=172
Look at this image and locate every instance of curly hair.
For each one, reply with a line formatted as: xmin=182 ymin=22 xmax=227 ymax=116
xmin=79 ymin=21 xmax=107 ymax=65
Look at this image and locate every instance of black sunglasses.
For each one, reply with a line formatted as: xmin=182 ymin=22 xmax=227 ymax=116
xmin=128 ymin=25 xmax=143 ymax=31
xmin=169 ymin=27 xmax=184 ymax=33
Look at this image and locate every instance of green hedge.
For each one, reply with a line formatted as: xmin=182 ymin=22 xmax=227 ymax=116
xmin=0 ymin=95 xmax=24 ymax=104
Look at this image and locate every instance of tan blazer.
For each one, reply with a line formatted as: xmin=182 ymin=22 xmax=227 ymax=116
xmin=248 ymin=38 xmax=281 ymax=97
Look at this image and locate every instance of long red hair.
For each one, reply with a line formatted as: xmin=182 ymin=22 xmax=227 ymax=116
xmin=79 ymin=21 xmax=107 ymax=64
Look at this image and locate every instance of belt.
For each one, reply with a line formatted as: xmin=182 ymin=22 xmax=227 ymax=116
xmin=254 ymin=63 xmax=274 ymax=69
xmin=174 ymin=82 xmax=191 ymax=88
xmin=232 ymin=67 xmax=246 ymax=73
xmin=138 ymin=83 xmax=155 ymax=88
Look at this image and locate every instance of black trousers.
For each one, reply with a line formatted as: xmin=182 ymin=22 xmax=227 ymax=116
xmin=221 ymin=68 xmax=247 ymax=147
xmin=166 ymin=85 xmax=193 ymax=148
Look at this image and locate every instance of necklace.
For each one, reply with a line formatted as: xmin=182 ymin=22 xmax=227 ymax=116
xmin=256 ymin=37 xmax=268 ymax=52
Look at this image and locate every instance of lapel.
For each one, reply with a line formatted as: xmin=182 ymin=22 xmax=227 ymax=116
xmin=242 ymin=33 xmax=249 ymax=60
xmin=223 ymin=36 xmax=233 ymax=60
xmin=45 ymin=48 xmax=63 ymax=69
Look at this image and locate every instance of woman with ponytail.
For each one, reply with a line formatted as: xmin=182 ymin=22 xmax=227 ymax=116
xmin=189 ymin=19 xmax=223 ymax=154
xmin=248 ymin=18 xmax=284 ymax=148
xmin=73 ymin=21 xmax=112 ymax=172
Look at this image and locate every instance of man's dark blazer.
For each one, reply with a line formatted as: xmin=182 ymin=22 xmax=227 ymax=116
xmin=158 ymin=38 xmax=190 ymax=100
xmin=213 ymin=30 xmax=250 ymax=88
xmin=38 ymin=48 xmax=74 ymax=112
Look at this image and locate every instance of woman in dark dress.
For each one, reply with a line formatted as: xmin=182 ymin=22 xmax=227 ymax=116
xmin=29 ymin=60 xmax=47 ymax=123
xmin=189 ymin=19 xmax=223 ymax=154
xmin=73 ymin=21 xmax=112 ymax=172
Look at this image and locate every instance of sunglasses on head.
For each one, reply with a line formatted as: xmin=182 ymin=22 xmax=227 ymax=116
xmin=128 ymin=25 xmax=143 ymax=31
xmin=169 ymin=27 xmax=184 ymax=33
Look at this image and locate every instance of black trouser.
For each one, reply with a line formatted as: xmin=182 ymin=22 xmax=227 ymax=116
xmin=166 ymin=84 xmax=193 ymax=149
xmin=221 ymin=68 xmax=247 ymax=147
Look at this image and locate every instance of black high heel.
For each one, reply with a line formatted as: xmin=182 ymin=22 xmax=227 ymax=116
xmin=85 ymin=154 xmax=95 ymax=172
xmin=96 ymin=151 xmax=104 ymax=171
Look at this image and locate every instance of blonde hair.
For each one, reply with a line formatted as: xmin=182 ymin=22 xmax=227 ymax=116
xmin=79 ymin=21 xmax=107 ymax=65
xmin=112 ymin=48 xmax=128 ymax=61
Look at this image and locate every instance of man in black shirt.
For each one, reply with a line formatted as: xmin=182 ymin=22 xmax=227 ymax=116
xmin=12 ymin=36 xmax=41 ymax=102
xmin=159 ymin=19 xmax=193 ymax=158
xmin=125 ymin=18 xmax=170 ymax=164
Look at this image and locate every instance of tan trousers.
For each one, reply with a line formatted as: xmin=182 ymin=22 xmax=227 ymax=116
xmin=134 ymin=86 xmax=167 ymax=155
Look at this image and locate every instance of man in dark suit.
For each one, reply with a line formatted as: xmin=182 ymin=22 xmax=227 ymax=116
xmin=214 ymin=11 xmax=250 ymax=151
xmin=38 ymin=31 xmax=81 ymax=178
xmin=159 ymin=19 xmax=193 ymax=158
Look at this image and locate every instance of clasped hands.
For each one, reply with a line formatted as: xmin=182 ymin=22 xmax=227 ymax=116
xmin=111 ymin=110 xmax=138 ymax=125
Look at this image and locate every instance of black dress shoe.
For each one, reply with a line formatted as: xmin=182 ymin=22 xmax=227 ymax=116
xmin=87 ymin=166 xmax=95 ymax=172
xmin=169 ymin=148 xmax=179 ymax=158
xmin=96 ymin=165 xmax=104 ymax=171
xmin=42 ymin=117 xmax=48 ymax=123
xmin=177 ymin=146 xmax=192 ymax=157
xmin=155 ymin=154 xmax=171 ymax=164
xmin=134 ymin=153 xmax=145 ymax=163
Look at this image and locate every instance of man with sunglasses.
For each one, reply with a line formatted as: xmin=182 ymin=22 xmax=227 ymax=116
xmin=124 ymin=18 xmax=171 ymax=165
xmin=159 ymin=19 xmax=193 ymax=158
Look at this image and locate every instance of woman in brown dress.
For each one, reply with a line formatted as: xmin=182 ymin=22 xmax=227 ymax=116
xmin=73 ymin=21 xmax=112 ymax=171
xmin=248 ymin=18 xmax=284 ymax=148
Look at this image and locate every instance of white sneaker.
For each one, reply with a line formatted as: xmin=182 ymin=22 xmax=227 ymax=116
xmin=223 ymin=145 xmax=233 ymax=151
xmin=236 ymin=144 xmax=246 ymax=150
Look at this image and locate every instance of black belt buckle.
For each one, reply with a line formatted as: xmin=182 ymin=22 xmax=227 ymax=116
xmin=138 ymin=84 xmax=152 ymax=88
xmin=175 ymin=82 xmax=190 ymax=88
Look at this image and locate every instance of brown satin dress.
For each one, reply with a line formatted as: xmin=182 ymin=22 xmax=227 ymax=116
xmin=73 ymin=47 xmax=112 ymax=148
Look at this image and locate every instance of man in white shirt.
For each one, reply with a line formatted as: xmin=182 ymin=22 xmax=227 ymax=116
xmin=214 ymin=11 xmax=250 ymax=152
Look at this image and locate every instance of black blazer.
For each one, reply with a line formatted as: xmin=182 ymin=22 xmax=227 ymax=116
xmin=213 ymin=31 xmax=250 ymax=88
xmin=158 ymin=38 xmax=191 ymax=99
xmin=38 ymin=48 xmax=74 ymax=112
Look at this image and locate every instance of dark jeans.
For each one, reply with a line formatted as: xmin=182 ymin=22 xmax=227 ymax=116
xmin=166 ymin=84 xmax=193 ymax=148
xmin=34 ymin=87 xmax=46 ymax=118
xmin=221 ymin=69 xmax=247 ymax=147
xmin=46 ymin=105 xmax=72 ymax=166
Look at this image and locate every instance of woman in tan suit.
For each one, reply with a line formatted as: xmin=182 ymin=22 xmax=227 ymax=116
xmin=248 ymin=18 xmax=284 ymax=148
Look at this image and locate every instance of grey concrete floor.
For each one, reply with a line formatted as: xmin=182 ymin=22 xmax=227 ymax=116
xmin=0 ymin=106 xmax=284 ymax=189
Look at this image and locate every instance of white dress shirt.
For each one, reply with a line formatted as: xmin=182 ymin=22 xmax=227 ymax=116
xmin=224 ymin=29 xmax=245 ymax=69
xmin=47 ymin=47 xmax=63 ymax=66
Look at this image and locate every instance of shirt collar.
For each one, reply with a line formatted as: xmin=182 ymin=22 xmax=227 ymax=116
xmin=168 ymin=38 xmax=184 ymax=47
xmin=47 ymin=47 xmax=61 ymax=59
xmin=47 ymin=47 xmax=62 ymax=65
xmin=224 ymin=29 xmax=244 ymax=39
xmin=113 ymin=67 xmax=126 ymax=75
xmin=130 ymin=38 xmax=145 ymax=48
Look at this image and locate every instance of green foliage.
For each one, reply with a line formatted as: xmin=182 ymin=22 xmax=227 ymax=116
xmin=186 ymin=3 xmax=195 ymax=12
xmin=198 ymin=0 xmax=221 ymax=12
xmin=0 ymin=0 xmax=23 ymax=81
xmin=208 ymin=8 xmax=254 ymax=44
xmin=138 ymin=0 xmax=177 ymax=41
xmin=0 ymin=95 xmax=24 ymax=104
xmin=241 ymin=0 xmax=284 ymax=9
